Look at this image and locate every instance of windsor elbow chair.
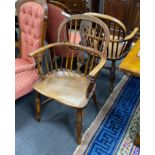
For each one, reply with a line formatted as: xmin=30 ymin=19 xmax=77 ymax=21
xmin=84 ymin=13 xmax=139 ymax=92
xmin=30 ymin=14 xmax=110 ymax=144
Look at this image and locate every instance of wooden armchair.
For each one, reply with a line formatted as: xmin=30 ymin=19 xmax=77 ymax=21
xmin=15 ymin=0 xmax=48 ymax=99
xmin=30 ymin=14 xmax=110 ymax=144
xmin=84 ymin=13 xmax=139 ymax=92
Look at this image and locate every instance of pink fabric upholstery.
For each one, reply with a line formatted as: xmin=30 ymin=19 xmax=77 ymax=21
xmin=19 ymin=2 xmax=44 ymax=64
xmin=15 ymin=2 xmax=45 ymax=100
xmin=47 ymin=4 xmax=65 ymax=44
xmin=15 ymin=58 xmax=35 ymax=74
xmin=47 ymin=4 xmax=81 ymax=57
xmin=15 ymin=69 xmax=39 ymax=99
xmin=47 ymin=4 xmax=81 ymax=44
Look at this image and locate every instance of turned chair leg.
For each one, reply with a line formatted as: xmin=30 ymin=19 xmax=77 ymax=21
xmin=110 ymin=60 xmax=116 ymax=93
xmin=35 ymin=91 xmax=41 ymax=122
xmin=76 ymin=109 xmax=83 ymax=144
xmin=92 ymin=92 xmax=100 ymax=109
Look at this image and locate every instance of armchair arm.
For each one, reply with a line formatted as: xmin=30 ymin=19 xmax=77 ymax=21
xmin=88 ymin=52 xmax=106 ymax=78
xmin=86 ymin=52 xmax=106 ymax=98
xmin=124 ymin=27 xmax=139 ymax=41
xmin=29 ymin=42 xmax=101 ymax=57
xmin=87 ymin=27 xmax=139 ymax=44
xmin=30 ymin=42 xmax=104 ymax=79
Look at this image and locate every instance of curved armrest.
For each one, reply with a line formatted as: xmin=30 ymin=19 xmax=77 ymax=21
xmin=124 ymin=27 xmax=139 ymax=41
xmin=29 ymin=42 xmax=102 ymax=57
xmin=88 ymin=52 xmax=106 ymax=78
xmin=29 ymin=42 xmax=104 ymax=79
xmin=107 ymin=27 xmax=139 ymax=43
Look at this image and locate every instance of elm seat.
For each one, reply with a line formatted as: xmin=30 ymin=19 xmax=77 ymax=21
xmin=15 ymin=0 xmax=48 ymax=100
xmin=33 ymin=70 xmax=94 ymax=108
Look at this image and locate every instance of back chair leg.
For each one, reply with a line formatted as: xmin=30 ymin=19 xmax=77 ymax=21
xmin=92 ymin=92 xmax=100 ymax=109
xmin=110 ymin=60 xmax=116 ymax=93
xmin=76 ymin=108 xmax=83 ymax=144
xmin=35 ymin=91 xmax=41 ymax=122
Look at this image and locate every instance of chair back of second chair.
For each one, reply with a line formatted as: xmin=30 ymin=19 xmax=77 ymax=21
xmin=84 ymin=13 xmax=138 ymax=60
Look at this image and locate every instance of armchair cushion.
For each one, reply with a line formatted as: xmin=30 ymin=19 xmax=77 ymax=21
xmin=15 ymin=58 xmax=35 ymax=74
xmin=15 ymin=69 xmax=39 ymax=99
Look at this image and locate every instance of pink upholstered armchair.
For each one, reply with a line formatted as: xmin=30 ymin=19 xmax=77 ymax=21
xmin=46 ymin=2 xmax=81 ymax=59
xmin=46 ymin=2 xmax=67 ymax=44
xmin=15 ymin=0 xmax=48 ymax=100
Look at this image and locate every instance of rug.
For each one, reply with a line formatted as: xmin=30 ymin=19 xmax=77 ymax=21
xmin=74 ymin=75 xmax=140 ymax=155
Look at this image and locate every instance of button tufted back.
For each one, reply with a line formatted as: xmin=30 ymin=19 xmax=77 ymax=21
xmin=19 ymin=2 xmax=45 ymax=63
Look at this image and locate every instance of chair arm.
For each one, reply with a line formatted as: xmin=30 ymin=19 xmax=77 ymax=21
xmin=108 ymin=27 xmax=138 ymax=43
xmin=101 ymin=27 xmax=139 ymax=43
xmin=124 ymin=27 xmax=139 ymax=41
xmin=88 ymin=53 xmax=106 ymax=78
xmin=86 ymin=53 xmax=106 ymax=97
xmin=29 ymin=42 xmax=103 ymax=79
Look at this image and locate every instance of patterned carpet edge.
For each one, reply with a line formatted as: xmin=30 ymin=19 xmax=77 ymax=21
xmin=73 ymin=75 xmax=129 ymax=155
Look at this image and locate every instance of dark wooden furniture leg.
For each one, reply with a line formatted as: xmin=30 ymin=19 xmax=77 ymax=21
xmin=92 ymin=92 xmax=100 ymax=109
xmin=110 ymin=60 xmax=116 ymax=93
xmin=35 ymin=91 xmax=41 ymax=122
xmin=76 ymin=109 xmax=83 ymax=144
xmin=134 ymin=132 xmax=140 ymax=146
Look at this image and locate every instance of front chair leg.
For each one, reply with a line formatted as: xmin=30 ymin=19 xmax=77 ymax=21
xmin=35 ymin=91 xmax=41 ymax=122
xmin=110 ymin=61 xmax=116 ymax=93
xmin=76 ymin=108 xmax=83 ymax=144
xmin=92 ymin=92 xmax=100 ymax=109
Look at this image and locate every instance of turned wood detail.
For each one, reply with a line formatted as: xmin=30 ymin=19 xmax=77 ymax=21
xmin=35 ymin=91 xmax=41 ymax=121
xmin=76 ymin=109 xmax=83 ymax=144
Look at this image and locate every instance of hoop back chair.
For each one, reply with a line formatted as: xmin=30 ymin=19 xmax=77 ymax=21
xmin=15 ymin=0 xmax=48 ymax=99
xmin=84 ymin=13 xmax=139 ymax=92
xmin=30 ymin=14 xmax=110 ymax=144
